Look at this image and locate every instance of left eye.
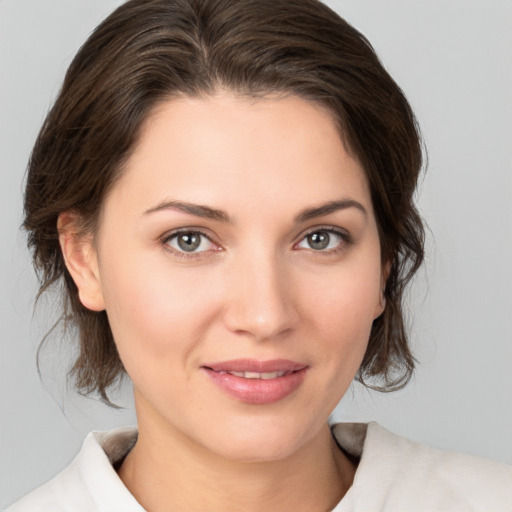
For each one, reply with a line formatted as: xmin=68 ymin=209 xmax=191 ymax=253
xmin=165 ymin=231 xmax=215 ymax=253
xmin=296 ymin=229 xmax=344 ymax=251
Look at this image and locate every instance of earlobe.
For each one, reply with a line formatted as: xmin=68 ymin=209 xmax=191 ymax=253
xmin=373 ymin=289 xmax=386 ymax=320
xmin=58 ymin=212 xmax=106 ymax=312
xmin=374 ymin=260 xmax=391 ymax=319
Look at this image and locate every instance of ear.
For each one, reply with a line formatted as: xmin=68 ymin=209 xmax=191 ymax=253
xmin=58 ymin=211 xmax=106 ymax=312
xmin=374 ymin=259 xmax=391 ymax=319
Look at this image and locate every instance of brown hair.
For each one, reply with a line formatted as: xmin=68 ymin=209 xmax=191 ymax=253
xmin=25 ymin=0 xmax=424 ymax=403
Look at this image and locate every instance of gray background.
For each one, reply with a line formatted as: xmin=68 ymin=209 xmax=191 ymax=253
xmin=1 ymin=0 xmax=511 ymax=507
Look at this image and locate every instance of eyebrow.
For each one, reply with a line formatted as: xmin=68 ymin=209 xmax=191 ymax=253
xmin=144 ymin=200 xmax=232 ymax=223
xmin=295 ymin=199 xmax=367 ymax=222
xmin=144 ymin=198 xmax=367 ymax=223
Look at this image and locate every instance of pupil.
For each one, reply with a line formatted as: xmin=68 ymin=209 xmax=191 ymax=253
xmin=177 ymin=233 xmax=200 ymax=252
xmin=308 ymin=231 xmax=329 ymax=250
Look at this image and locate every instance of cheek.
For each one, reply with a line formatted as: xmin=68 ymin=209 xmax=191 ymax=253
xmin=305 ymin=262 xmax=381 ymax=332
xmin=301 ymin=254 xmax=382 ymax=371
xmin=98 ymin=250 xmax=221 ymax=370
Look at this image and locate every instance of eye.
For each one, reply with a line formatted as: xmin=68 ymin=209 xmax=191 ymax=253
xmin=295 ymin=228 xmax=347 ymax=252
xmin=164 ymin=231 xmax=216 ymax=254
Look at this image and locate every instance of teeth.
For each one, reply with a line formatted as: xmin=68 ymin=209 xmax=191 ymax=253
xmin=261 ymin=371 xmax=286 ymax=380
xmin=227 ymin=370 xmax=287 ymax=379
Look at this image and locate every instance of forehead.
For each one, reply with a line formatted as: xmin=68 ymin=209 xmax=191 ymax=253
xmin=106 ymin=92 xmax=372 ymax=220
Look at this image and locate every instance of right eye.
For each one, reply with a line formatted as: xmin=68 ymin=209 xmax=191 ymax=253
xmin=164 ymin=231 xmax=216 ymax=254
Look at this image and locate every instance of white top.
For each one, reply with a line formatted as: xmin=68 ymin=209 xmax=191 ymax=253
xmin=6 ymin=422 xmax=512 ymax=511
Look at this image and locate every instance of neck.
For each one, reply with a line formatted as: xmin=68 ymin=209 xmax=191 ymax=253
xmin=118 ymin=397 xmax=356 ymax=512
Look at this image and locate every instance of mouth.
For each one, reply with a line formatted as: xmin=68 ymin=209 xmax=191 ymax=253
xmin=201 ymin=359 xmax=308 ymax=404
xmin=214 ymin=370 xmax=291 ymax=380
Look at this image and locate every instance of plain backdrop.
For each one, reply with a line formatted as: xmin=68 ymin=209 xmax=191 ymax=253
xmin=1 ymin=0 xmax=511 ymax=507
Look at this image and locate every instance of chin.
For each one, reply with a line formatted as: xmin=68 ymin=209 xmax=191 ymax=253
xmin=198 ymin=414 xmax=320 ymax=464
xmin=211 ymin=436 xmax=300 ymax=464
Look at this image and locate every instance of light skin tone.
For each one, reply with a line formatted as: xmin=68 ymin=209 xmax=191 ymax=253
xmin=59 ymin=92 xmax=387 ymax=512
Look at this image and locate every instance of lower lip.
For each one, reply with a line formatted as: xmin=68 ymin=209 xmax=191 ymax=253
xmin=202 ymin=367 xmax=308 ymax=405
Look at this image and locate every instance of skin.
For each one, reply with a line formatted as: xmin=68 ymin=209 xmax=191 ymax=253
xmin=59 ymin=92 xmax=387 ymax=512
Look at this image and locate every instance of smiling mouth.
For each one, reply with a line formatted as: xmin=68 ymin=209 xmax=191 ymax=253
xmin=202 ymin=359 xmax=308 ymax=404
xmin=213 ymin=370 xmax=290 ymax=380
xmin=202 ymin=358 xmax=307 ymax=376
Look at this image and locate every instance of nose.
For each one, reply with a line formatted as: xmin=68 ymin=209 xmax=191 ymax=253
xmin=222 ymin=252 xmax=300 ymax=341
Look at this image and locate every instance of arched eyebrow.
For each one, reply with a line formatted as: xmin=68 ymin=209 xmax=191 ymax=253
xmin=144 ymin=198 xmax=367 ymax=223
xmin=295 ymin=199 xmax=367 ymax=223
xmin=144 ymin=200 xmax=232 ymax=223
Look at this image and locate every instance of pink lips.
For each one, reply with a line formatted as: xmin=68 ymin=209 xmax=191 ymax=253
xmin=202 ymin=359 xmax=308 ymax=405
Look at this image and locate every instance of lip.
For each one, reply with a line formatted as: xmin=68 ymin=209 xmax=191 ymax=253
xmin=201 ymin=359 xmax=308 ymax=405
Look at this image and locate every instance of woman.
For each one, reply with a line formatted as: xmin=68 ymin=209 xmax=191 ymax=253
xmin=5 ymin=0 xmax=511 ymax=510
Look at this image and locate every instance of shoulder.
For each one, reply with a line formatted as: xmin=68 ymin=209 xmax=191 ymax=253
xmin=332 ymin=422 xmax=512 ymax=511
xmin=5 ymin=428 xmax=143 ymax=512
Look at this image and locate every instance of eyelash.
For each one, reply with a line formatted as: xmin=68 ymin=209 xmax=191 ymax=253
xmin=294 ymin=226 xmax=353 ymax=255
xmin=161 ymin=229 xmax=222 ymax=259
xmin=160 ymin=226 xmax=353 ymax=259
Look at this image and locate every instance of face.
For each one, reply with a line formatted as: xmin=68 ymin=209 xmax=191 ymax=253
xmin=68 ymin=93 xmax=385 ymax=462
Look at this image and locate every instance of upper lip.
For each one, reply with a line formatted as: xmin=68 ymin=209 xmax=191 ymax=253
xmin=202 ymin=359 xmax=307 ymax=373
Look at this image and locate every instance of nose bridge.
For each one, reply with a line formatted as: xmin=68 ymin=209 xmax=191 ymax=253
xmin=223 ymin=246 xmax=298 ymax=340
